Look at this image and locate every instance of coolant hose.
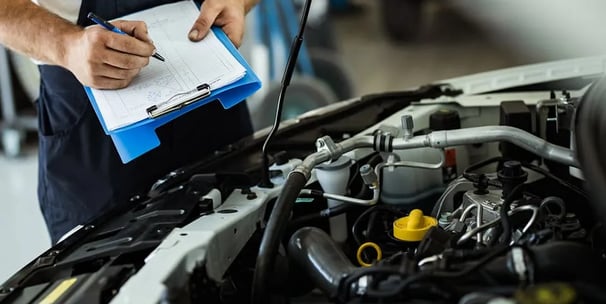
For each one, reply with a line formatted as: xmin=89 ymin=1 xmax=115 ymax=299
xmin=288 ymin=227 xmax=357 ymax=299
xmin=252 ymin=171 xmax=308 ymax=304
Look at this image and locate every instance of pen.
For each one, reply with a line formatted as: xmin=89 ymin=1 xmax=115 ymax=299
xmin=87 ymin=12 xmax=165 ymax=62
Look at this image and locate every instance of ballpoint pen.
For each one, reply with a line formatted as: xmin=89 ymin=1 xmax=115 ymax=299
xmin=87 ymin=12 xmax=165 ymax=62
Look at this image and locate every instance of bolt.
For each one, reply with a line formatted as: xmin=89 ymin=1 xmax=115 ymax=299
xmin=360 ymin=164 xmax=378 ymax=186
xmin=401 ymin=115 xmax=414 ymax=129
xmin=360 ymin=164 xmax=371 ymax=174
xmin=401 ymin=115 xmax=414 ymax=139
xmin=247 ymin=192 xmax=258 ymax=200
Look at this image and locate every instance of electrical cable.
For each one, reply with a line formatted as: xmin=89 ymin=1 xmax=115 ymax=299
xmin=365 ymin=211 xmax=379 ymax=246
xmin=341 ymin=241 xmax=535 ymax=301
xmin=361 ymin=245 xmax=515 ymax=299
xmin=339 ymin=266 xmax=404 ymax=301
xmin=351 ymin=205 xmax=404 ymax=246
xmin=520 ymin=162 xmax=588 ymax=200
xmin=463 ymin=156 xmax=502 ymax=176
xmin=499 ymin=183 xmax=526 ymax=245
xmin=351 ymin=205 xmax=379 ymax=245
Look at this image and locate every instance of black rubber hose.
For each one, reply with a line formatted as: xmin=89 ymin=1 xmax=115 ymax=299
xmin=575 ymin=76 xmax=606 ymax=221
xmin=288 ymin=227 xmax=358 ymax=300
xmin=252 ymin=171 xmax=308 ymax=304
xmin=483 ymin=241 xmax=606 ymax=284
xmin=463 ymin=156 xmax=502 ymax=177
xmin=500 ymin=183 xmax=526 ymax=244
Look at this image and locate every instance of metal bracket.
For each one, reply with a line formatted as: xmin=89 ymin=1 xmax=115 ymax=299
xmin=315 ymin=136 xmax=340 ymax=162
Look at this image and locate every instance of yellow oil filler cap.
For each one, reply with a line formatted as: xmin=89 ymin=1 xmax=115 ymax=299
xmin=393 ymin=209 xmax=437 ymax=242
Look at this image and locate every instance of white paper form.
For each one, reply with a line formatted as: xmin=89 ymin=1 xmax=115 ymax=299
xmin=89 ymin=1 xmax=246 ymax=131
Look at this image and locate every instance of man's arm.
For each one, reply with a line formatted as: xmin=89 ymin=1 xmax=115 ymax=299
xmin=189 ymin=0 xmax=260 ymax=47
xmin=0 ymin=0 xmax=81 ymax=66
xmin=0 ymin=0 xmax=156 ymax=89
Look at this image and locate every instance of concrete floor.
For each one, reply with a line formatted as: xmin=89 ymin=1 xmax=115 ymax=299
xmin=0 ymin=1 xmax=543 ymax=283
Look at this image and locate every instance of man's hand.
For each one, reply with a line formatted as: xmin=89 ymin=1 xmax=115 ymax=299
xmin=188 ymin=0 xmax=259 ymax=47
xmin=63 ymin=20 xmax=156 ymax=89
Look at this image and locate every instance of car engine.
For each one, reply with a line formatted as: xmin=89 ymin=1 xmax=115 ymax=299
xmin=1 ymin=58 xmax=606 ymax=304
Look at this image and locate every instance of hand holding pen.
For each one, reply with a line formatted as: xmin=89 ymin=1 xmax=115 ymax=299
xmin=87 ymin=12 xmax=165 ymax=61
xmin=60 ymin=13 xmax=161 ymax=89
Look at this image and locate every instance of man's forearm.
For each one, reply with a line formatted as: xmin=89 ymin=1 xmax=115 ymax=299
xmin=0 ymin=0 xmax=82 ymax=66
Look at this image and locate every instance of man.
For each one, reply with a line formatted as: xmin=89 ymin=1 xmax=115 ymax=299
xmin=0 ymin=0 xmax=259 ymax=244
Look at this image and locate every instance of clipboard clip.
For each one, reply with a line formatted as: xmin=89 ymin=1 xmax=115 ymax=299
xmin=146 ymin=83 xmax=212 ymax=118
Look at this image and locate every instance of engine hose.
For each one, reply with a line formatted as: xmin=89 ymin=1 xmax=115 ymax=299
xmin=576 ymin=76 xmax=606 ymax=222
xmin=483 ymin=241 xmax=606 ymax=284
xmin=289 ymin=229 xmax=606 ymax=301
xmin=288 ymin=227 xmax=358 ymax=300
xmin=500 ymin=183 xmax=526 ymax=244
xmin=252 ymin=171 xmax=308 ymax=304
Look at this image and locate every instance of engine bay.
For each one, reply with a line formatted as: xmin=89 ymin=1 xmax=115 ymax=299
xmin=2 ymin=60 xmax=606 ymax=303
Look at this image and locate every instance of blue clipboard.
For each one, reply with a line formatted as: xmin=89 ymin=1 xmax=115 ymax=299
xmin=84 ymin=26 xmax=261 ymax=164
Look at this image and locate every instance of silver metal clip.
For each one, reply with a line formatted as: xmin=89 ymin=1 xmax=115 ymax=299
xmin=146 ymin=83 xmax=211 ymax=118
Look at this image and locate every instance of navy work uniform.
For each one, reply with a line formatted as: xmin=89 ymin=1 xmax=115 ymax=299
xmin=37 ymin=0 xmax=253 ymax=244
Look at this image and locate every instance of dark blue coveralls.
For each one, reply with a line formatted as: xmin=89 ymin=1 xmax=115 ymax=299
xmin=37 ymin=0 xmax=253 ymax=244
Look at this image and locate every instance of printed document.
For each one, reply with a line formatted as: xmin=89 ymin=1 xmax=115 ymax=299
xmin=88 ymin=1 xmax=246 ymax=131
